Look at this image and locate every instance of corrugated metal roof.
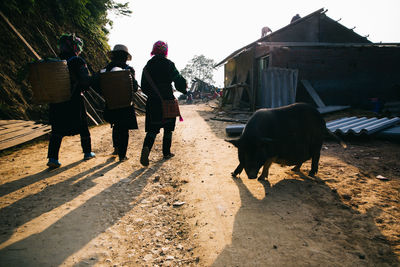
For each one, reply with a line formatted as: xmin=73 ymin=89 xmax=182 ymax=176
xmin=327 ymin=116 xmax=400 ymax=135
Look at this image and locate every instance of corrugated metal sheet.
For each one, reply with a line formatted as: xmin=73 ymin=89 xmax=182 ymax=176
xmin=327 ymin=116 xmax=400 ymax=135
xmin=226 ymin=116 xmax=400 ymax=138
xmin=317 ymin=105 xmax=350 ymax=114
xmin=257 ymin=67 xmax=298 ymax=108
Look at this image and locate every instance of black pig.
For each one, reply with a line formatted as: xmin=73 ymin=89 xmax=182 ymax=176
xmin=227 ymin=103 xmax=336 ymax=180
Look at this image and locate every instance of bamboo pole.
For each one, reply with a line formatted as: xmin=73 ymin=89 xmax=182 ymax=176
xmin=1 ymin=11 xmax=105 ymax=126
xmin=82 ymin=94 xmax=103 ymax=124
xmin=36 ymin=27 xmax=57 ymax=57
xmin=88 ymin=87 xmax=105 ymax=103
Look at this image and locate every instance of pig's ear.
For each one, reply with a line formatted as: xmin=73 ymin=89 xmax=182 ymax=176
xmin=260 ymin=137 xmax=275 ymax=144
xmin=225 ymin=139 xmax=240 ymax=147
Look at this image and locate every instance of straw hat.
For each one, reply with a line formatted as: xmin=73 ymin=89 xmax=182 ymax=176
xmin=109 ymin=44 xmax=132 ymax=60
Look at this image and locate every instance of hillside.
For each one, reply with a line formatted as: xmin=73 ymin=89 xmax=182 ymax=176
xmin=0 ymin=1 xmax=128 ymax=121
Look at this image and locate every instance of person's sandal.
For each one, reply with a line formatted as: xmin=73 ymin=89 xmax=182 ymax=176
xmin=119 ymin=156 xmax=129 ymax=162
xmin=84 ymin=152 xmax=96 ymax=160
xmin=163 ymin=153 xmax=175 ymax=160
xmin=111 ymin=148 xmax=119 ymax=156
xmin=47 ymin=158 xmax=61 ymax=168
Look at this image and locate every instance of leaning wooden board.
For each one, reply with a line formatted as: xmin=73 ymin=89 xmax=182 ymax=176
xmin=0 ymin=120 xmax=51 ymax=150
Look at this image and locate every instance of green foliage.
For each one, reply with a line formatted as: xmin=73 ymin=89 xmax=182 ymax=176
xmin=0 ymin=103 xmax=13 ymax=119
xmin=50 ymin=0 xmax=131 ymax=38
xmin=180 ymin=55 xmax=216 ymax=86
xmin=0 ymin=0 xmax=132 ymax=120
xmin=107 ymin=1 xmax=132 ymax=16
xmin=1 ymin=0 xmax=131 ymax=39
xmin=0 ymin=0 xmax=35 ymax=15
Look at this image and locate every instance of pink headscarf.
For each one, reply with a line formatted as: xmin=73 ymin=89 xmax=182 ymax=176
xmin=151 ymin=41 xmax=168 ymax=57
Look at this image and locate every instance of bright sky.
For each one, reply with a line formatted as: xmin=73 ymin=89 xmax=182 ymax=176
xmin=107 ymin=0 xmax=400 ymax=87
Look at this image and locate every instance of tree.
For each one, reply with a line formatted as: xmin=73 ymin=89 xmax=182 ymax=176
xmin=0 ymin=0 xmax=132 ymax=37
xmin=180 ymin=55 xmax=216 ymax=86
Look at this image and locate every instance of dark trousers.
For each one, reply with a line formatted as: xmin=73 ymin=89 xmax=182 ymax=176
xmin=112 ymin=124 xmax=129 ymax=159
xmin=47 ymin=126 xmax=91 ymax=160
xmin=143 ymin=129 xmax=172 ymax=156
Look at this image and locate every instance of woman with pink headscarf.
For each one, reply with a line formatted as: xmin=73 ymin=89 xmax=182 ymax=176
xmin=139 ymin=41 xmax=187 ymax=166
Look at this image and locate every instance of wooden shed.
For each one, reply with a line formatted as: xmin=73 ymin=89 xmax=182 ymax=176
xmin=216 ymin=8 xmax=400 ymax=111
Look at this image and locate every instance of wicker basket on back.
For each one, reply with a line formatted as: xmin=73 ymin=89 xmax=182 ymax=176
xmin=28 ymin=60 xmax=71 ymax=104
xmin=100 ymin=70 xmax=133 ymax=109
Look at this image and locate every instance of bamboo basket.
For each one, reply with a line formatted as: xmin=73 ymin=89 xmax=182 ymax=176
xmin=28 ymin=60 xmax=71 ymax=104
xmin=100 ymin=70 xmax=133 ymax=109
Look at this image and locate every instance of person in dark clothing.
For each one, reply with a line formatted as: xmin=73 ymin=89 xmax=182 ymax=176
xmin=47 ymin=33 xmax=95 ymax=168
xmin=102 ymin=44 xmax=139 ymax=162
xmin=140 ymin=41 xmax=187 ymax=166
xmin=291 ymin=14 xmax=301 ymax=23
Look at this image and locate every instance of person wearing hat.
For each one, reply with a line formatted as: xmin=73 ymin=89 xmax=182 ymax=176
xmin=139 ymin=40 xmax=187 ymax=166
xmin=47 ymin=33 xmax=96 ymax=168
xmin=101 ymin=44 xmax=139 ymax=162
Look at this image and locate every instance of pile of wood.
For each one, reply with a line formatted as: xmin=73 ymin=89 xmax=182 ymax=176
xmin=133 ymin=91 xmax=147 ymax=114
xmin=83 ymin=87 xmax=147 ymax=126
xmin=0 ymin=120 xmax=51 ymax=151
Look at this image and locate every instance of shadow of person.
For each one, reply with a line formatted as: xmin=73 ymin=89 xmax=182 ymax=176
xmin=212 ymin=175 xmax=398 ymax=266
xmin=0 ymin=161 xmax=163 ymax=266
xmin=0 ymin=157 xmax=117 ymax=244
xmin=0 ymin=160 xmax=84 ymax=197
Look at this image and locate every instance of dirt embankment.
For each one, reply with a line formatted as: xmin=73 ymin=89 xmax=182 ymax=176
xmin=0 ymin=6 xmax=109 ymax=120
xmin=0 ymin=104 xmax=399 ymax=266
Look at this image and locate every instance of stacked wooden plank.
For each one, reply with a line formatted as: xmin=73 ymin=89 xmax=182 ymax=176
xmin=133 ymin=91 xmax=147 ymax=114
xmin=83 ymin=88 xmax=147 ymax=126
xmin=0 ymin=120 xmax=51 ymax=151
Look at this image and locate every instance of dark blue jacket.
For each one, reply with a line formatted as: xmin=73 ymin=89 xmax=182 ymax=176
xmin=49 ymin=54 xmax=91 ymax=136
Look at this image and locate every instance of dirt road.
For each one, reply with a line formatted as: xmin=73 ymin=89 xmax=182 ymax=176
xmin=0 ymin=104 xmax=399 ymax=266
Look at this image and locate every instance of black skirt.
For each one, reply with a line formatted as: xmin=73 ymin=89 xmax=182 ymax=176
xmin=104 ymin=105 xmax=138 ymax=129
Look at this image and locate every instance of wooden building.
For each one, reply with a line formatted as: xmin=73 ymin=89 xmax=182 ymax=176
xmin=216 ymin=8 xmax=400 ymax=111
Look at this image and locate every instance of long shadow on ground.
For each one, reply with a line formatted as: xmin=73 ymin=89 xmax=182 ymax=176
xmin=197 ymin=107 xmax=399 ymax=263
xmin=0 ymin=158 xmax=118 ymax=245
xmin=0 ymin=161 xmax=163 ymax=266
xmin=212 ymin=174 xmax=398 ymax=266
xmin=0 ymin=160 xmax=84 ymax=197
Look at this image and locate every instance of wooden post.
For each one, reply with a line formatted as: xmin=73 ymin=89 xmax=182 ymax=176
xmin=301 ymin=80 xmax=326 ymax=108
xmin=82 ymin=94 xmax=103 ymax=124
xmin=85 ymin=112 xmax=99 ymax=126
xmin=251 ymin=44 xmax=258 ymax=111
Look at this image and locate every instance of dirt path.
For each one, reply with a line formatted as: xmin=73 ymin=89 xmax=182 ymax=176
xmin=0 ymin=104 xmax=399 ymax=266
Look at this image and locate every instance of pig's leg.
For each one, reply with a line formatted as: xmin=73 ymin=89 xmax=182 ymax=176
xmin=308 ymin=151 xmax=320 ymax=177
xmin=258 ymin=159 xmax=273 ymax=180
xmin=232 ymin=163 xmax=243 ymax=177
xmin=291 ymin=163 xmax=302 ymax=172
